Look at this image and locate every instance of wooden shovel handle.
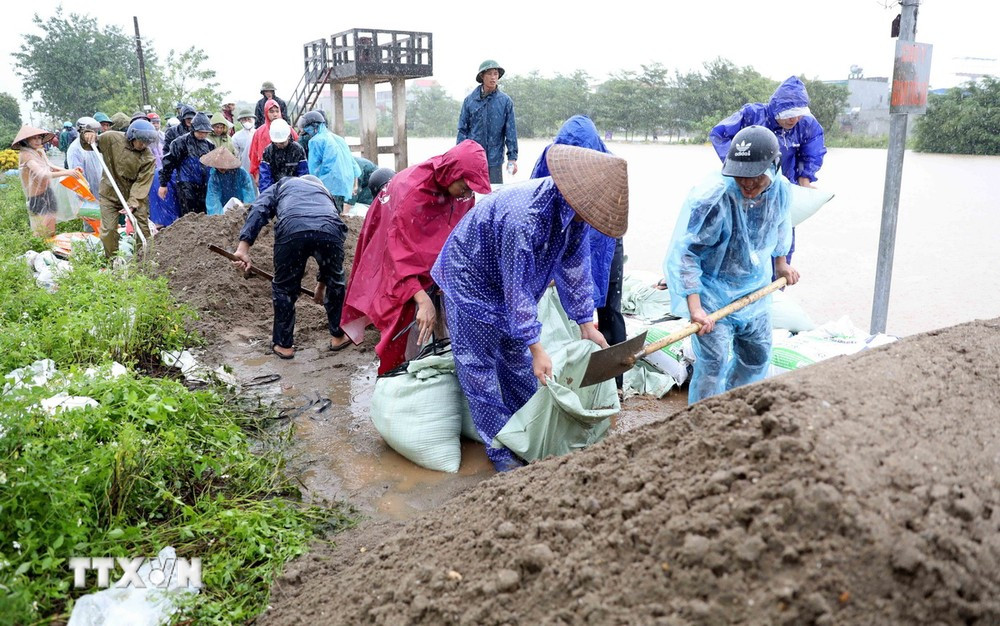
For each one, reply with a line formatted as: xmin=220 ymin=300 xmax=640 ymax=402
xmin=632 ymin=277 xmax=788 ymax=363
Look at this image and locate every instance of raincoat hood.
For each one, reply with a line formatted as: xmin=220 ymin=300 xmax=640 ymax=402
xmin=768 ymin=77 xmax=811 ymax=117
xmin=210 ymin=112 xmax=233 ymax=130
xmin=179 ymin=104 xmax=197 ymax=125
xmin=190 ymin=113 xmax=213 ymax=133
xmin=431 ymin=140 xmax=491 ymax=194
xmin=111 ymin=113 xmax=130 ymax=131
xmin=262 ymin=99 xmax=280 ymax=121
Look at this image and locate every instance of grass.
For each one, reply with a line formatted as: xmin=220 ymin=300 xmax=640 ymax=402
xmin=0 ymin=182 xmax=354 ymax=624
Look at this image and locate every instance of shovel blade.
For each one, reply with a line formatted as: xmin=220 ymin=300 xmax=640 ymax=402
xmin=581 ymin=331 xmax=647 ymax=388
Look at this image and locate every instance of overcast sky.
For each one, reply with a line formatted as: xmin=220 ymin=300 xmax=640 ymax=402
xmin=2 ymin=0 xmax=995 ymax=121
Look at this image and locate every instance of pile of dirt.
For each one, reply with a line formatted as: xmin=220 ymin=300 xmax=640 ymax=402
xmin=263 ymin=319 xmax=1000 ymax=625
xmin=149 ymin=207 xmax=364 ymax=344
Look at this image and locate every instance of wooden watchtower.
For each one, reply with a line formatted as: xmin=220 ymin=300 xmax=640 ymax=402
xmin=288 ymin=28 xmax=433 ymax=171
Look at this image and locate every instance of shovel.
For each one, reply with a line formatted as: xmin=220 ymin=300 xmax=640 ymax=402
xmin=580 ymin=277 xmax=788 ymax=387
xmin=92 ymin=143 xmax=148 ymax=249
xmin=208 ymin=244 xmax=316 ymax=298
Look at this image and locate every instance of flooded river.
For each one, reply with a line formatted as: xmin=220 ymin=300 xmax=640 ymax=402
xmin=402 ymin=138 xmax=1000 ymax=337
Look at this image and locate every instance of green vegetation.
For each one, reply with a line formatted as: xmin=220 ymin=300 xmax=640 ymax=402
xmin=13 ymin=7 xmax=224 ymax=121
xmin=914 ymin=77 xmax=1000 ymax=155
xmin=826 ymin=134 xmax=891 ymax=149
xmin=0 ymin=184 xmax=352 ymax=623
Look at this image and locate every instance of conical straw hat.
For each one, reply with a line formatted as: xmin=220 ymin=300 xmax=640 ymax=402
xmin=545 ymin=144 xmax=629 ymax=238
xmin=200 ymin=146 xmax=241 ymax=170
xmin=11 ymin=126 xmax=54 ymax=148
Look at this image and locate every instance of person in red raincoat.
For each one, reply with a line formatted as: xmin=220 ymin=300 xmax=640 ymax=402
xmin=341 ymin=140 xmax=491 ymax=374
xmin=248 ymin=98 xmax=298 ymax=185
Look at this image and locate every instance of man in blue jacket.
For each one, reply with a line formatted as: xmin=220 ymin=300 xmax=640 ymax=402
xmin=457 ymin=59 xmax=518 ymax=185
xmin=232 ymin=175 xmax=350 ymax=359
xmin=709 ymin=76 xmax=827 ymax=267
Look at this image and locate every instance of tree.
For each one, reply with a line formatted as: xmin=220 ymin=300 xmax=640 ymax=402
xmin=914 ymin=77 xmax=1000 ymax=155
xmin=501 ymin=70 xmax=593 ymax=139
xmin=152 ymin=47 xmax=224 ymax=115
xmin=592 ymin=72 xmax=644 ymax=140
xmin=801 ymin=77 xmax=849 ymax=136
xmin=13 ymin=8 xmax=142 ymax=121
xmin=674 ymin=58 xmax=777 ymax=140
xmin=0 ymin=92 xmax=22 ymax=149
xmin=406 ymin=84 xmax=461 ymax=137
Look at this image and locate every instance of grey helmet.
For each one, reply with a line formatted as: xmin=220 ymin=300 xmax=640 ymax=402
xmin=299 ymin=110 xmax=326 ymax=131
xmin=721 ymin=125 xmax=780 ymax=178
xmin=126 ymin=120 xmax=159 ymax=144
xmin=368 ymin=167 xmax=395 ymax=196
xmin=77 ymin=116 xmax=101 ymax=132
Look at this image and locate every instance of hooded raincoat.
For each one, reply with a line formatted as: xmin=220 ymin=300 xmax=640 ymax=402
xmin=206 ymin=168 xmax=257 ymax=215
xmin=530 ymin=116 xmax=617 ymax=309
xmin=160 ymin=115 xmax=214 ymax=216
xmin=664 ymin=171 xmax=792 ymax=404
xmin=341 ymin=140 xmax=491 ymax=374
xmin=164 ymin=105 xmax=196 ymax=147
xmin=305 ymin=122 xmax=361 ymax=201
xmin=349 ymin=157 xmax=378 ymax=206
xmin=457 ymin=85 xmax=518 ymax=169
xmin=80 ymin=130 xmax=156 ymax=256
xmin=207 ymin=113 xmax=237 ymax=156
xmin=249 ymin=99 xmax=298 ymax=180
xmin=17 ymin=136 xmax=64 ymax=236
xmin=431 ymin=177 xmax=596 ymax=471
xmin=67 ymin=137 xmax=103 ymax=202
xmin=709 ymin=77 xmax=827 ymax=185
xmin=259 ymin=141 xmax=308 ymax=193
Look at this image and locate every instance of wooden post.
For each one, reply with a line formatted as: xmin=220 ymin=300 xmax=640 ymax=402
xmin=359 ymin=78 xmax=378 ymax=161
xmin=391 ymin=77 xmax=407 ymax=170
xmin=332 ymin=84 xmax=345 ymax=137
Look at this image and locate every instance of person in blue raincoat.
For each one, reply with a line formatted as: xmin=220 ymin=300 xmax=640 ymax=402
xmin=432 ymin=145 xmax=628 ymax=472
xmin=158 ymin=112 xmax=214 ymax=216
xmin=457 ymin=59 xmax=518 ymax=185
xmin=666 ymin=126 xmax=800 ymax=405
xmin=710 ymin=76 xmax=826 ymax=267
xmin=201 ymin=146 xmax=256 ymax=215
xmin=530 ymin=115 xmax=625 ymax=389
xmin=299 ymin=110 xmax=360 ymax=212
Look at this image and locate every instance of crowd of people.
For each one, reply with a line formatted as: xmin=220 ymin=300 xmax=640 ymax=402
xmin=14 ymin=61 xmax=825 ymax=473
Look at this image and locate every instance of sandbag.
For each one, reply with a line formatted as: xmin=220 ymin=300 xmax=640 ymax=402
xmin=370 ymin=351 xmax=472 ymax=473
xmin=495 ymin=340 xmax=619 ymax=462
xmin=624 ymin=316 xmax=692 ymax=386
xmin=536 ymin=285 xmax=580 ymax=351
xmin=769 ymin=316 xmax=897 ymax=377
xmin=771 ymin=289 xmax=817 ymax=332
xmin=788 ymin=183 xmax=834 ymax=226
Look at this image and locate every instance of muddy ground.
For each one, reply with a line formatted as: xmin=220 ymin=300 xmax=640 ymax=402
xmin=151 ymin=214 xmax=1000 ymax=624
xmin=150 ymin=211 xmax=686 ymax=519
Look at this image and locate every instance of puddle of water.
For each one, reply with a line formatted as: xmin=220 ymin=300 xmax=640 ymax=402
xmin=284 ymin=362 xmax=494 ymax=520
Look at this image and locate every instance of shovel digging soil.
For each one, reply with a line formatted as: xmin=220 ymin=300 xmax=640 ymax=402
xmin=581 ymin=277 xmax=788 ymax=387
xmin=208 ymin=244 xmax=316 ymax=298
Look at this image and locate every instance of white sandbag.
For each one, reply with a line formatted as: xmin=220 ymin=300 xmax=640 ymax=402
xmin=623 ymin=316 xmax=692 ymax=385
xmin=370 ymin=352 xmax=471 ymax=473
xmin=771 ymin=289 xmax=817 ymax=332
xmin=769 ymin=316 xmax=897 ymax=376
xmin=788 ymin=183 xmax=834 ymax=226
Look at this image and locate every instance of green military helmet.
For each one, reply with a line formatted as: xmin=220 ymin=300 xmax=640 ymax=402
xmin=476 ymin=59 xmax=505 ymax=83
xmin=260 ymin=81 xmax=276 ymax=94
xmin=94 ymin=112 xmax=111 ymax=123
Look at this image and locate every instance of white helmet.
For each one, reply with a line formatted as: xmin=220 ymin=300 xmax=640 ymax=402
xmin=269 ymin=119 xmax=291 ymax=143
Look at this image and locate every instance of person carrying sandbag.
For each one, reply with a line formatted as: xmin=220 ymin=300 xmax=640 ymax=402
xmin=432 ymin=144 xmax=629 ymax=472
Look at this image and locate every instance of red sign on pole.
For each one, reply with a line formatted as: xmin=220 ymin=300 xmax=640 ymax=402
xmin=890 ymin=41 xmax=933 ymax=114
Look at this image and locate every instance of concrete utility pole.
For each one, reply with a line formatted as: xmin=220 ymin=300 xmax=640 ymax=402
xmin=133 ymin=17 xmax=150 ymax=108
xmin=870 ymin=0 xmax=921 ymax=334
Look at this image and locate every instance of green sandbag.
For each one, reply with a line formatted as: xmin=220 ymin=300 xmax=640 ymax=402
xmin=536 ymin=285 xmax=580 ymax=351
xmin=495 ymin=340 xmax=619 ymax=462
xmin=370 ymin=352 xmax=472 ymax=473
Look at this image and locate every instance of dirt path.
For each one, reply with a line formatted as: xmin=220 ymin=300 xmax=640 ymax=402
xmin=256 ymin=319 xmax=1000 ymax=625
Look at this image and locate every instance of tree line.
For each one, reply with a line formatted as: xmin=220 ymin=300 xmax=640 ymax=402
xmin=8 ymin=7 xmax=998 ymax=157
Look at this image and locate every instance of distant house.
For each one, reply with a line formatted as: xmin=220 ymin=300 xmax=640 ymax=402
xmin=825 ymin=77 xmax=892 ymax=137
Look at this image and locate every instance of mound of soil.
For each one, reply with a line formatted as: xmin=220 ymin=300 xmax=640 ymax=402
xmin=263 ymin=319 xmax=1000 ymax=625
xmin=149 ymin=208 xmax=364 ymax=344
